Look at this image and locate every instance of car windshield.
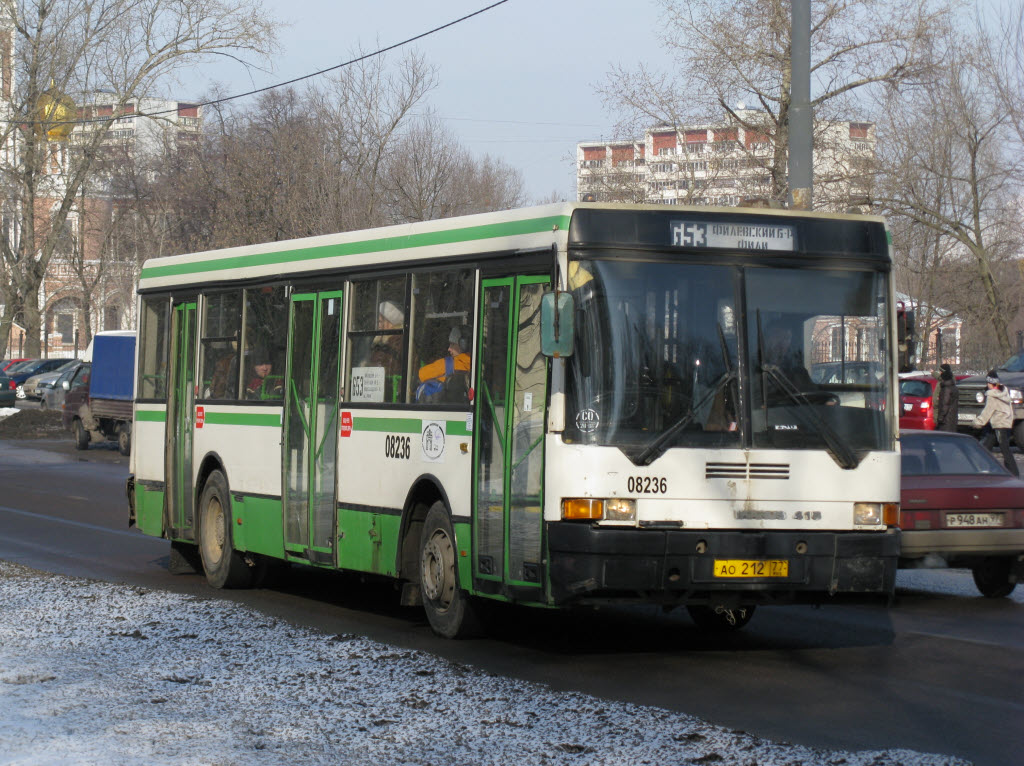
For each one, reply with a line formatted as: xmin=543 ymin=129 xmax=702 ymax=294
xmin=999 ymin=351 xmax=1024 ymax=373
xmin=5 ymin=361 xmax=32 ymax=373
xmin=901 ymin=433 xmax=1008 ymax=475
xmin=563 ymin=255 xmax=893 ymax=465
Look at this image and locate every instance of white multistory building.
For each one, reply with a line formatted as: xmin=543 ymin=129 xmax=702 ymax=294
xmin=577 ymin=108 xmax=875 ymax=212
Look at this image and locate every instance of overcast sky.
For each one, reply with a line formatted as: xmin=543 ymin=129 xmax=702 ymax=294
xmin=174 ymin=0 xmax=671 ymax=203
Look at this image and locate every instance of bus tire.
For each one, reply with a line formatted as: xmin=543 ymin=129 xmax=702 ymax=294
xmin=686 ymin=604 xmax=756 ymax=631
xmin=72 ymin=419 xmax=90 ymax=450
xmin=972 ymin=557 xmax=1016 ymax=598
xmin=419 ymin=502 xmax=481 ymax=639
xmin=198 ymin=470 xmax=252 ymax=589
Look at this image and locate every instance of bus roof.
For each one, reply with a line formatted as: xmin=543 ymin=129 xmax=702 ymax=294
xmin=137 ymin=202 xmax=889 ymax=292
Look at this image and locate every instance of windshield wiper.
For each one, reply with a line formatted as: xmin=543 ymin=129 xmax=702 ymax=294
xmin=633 ymin=370 xmax=736 ymax=466
xmin=761 ymin=363 xmax=859 ymax=469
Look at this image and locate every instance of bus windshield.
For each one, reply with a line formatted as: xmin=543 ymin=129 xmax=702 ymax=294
xmin=563 ymin=255 xmax=892 ymax=463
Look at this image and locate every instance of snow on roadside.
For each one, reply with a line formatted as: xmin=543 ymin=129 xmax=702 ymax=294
xmin=0 ymin=562 xmax=969 ymax=766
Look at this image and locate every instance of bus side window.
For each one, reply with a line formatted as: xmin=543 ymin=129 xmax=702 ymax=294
xmin=410 ymin=270 xmax=475 ymax=405
xmin=242 ymin=286 xmax=287 ymax=403
xmin=346 ymin=277 xmax=408 ymax=404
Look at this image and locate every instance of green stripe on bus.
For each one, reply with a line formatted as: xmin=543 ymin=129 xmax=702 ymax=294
xmin=352 ymin=417 xmax=473 ymax=436
xmin=203 ymin=412 xmax=281 ymax=427
xmin=141 ymin=215 xmax=571 ymax=280
xmin=353 ymin=417 xmax=422 ymax=433
xmin=135 ymin=410 xmax=167 ymax=422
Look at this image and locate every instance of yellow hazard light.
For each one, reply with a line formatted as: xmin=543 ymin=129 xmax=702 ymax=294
xmin=562 ymin=498 xmax=603 ymax=520
xmin=883 ymin=503 xmax=900 ymax=526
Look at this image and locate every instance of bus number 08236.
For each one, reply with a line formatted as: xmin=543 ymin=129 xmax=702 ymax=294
xmin=627 ymin=476 xmax=667 ymax=494
xmin=385 ymin=434 xmax=411 ymax=460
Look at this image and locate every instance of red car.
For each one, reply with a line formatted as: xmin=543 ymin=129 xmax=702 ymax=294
xmin=899 ymin=374 xmax=937 ymax=430
xmin=899 ymin=429 xmax=1024 ymax=596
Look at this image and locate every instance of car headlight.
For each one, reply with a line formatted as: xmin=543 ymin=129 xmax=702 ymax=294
xmin=1009 ymin=388 xmax=1023 ymax=405
xmin=562 ymin=498 xmax=637 ymax=522
xmin=854 ymin=502 xmax=899 ymax=526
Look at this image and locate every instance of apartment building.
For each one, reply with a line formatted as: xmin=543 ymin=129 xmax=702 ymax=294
xmin=577 ymin=108 xmax=875 ymax=212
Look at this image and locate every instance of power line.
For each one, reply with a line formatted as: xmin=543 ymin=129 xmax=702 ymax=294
xmin=19 ymin=0 xmax=511 ymax=129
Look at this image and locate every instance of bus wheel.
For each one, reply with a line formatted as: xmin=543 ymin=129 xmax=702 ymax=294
xmin=972 ymin=558 xmax=1016 ymax=598
xmin=419 ymin=502 xmax=481 ymax=639
xmin=198 ymin=470 xmax=251 ymax=589
xmin=687 ymin=604 xmax=756 ymax=631
xmin=72 ymin=420 xmax=90 ymax=450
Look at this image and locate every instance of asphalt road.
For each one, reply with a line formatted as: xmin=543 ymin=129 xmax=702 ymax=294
xmin=0 ymin=434 xmax=1021 ymax=765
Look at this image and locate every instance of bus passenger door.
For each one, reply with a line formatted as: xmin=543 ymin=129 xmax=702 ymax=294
xmin=474 ymin=276 xmax=549 ymax=598
xmin=166 ymin=300 xmax=197 ymax=538
xmin=283 ymin=291 xmax=344 ymax=564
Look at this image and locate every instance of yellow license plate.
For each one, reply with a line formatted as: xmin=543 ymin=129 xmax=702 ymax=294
xmin=713 ymin=559 xmax=789 ymax=578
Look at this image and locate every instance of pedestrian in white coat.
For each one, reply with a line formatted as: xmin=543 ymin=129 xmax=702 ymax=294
xmin=973 ymin=369 xmax=1019 ymax=476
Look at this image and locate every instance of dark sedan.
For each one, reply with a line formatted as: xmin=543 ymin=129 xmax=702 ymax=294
xmin=9 ymin=358 xmax=69 ymax=397
xmin=900 ymin=429 xmax=1024 ymax=597
xmin=0 ymin=370 xmax=15 ymax=406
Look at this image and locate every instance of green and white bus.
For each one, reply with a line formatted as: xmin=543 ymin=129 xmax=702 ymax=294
xmin=127 ymin=202 xmax=901 ymax=637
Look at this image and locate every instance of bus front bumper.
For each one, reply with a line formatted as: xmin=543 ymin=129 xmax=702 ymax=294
xmin=546 ymin=523 xmax=900 ymax=606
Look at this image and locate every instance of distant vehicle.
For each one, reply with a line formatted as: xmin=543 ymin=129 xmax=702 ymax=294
xmin=899 ymin=429 xmax=1024 ymax=597
xmin=1 ymin=358 xmax=29 ymax=373
xmin=898 ymin=374 xmax=937 ymax=431
xmin=41 ymin=365 xmax=79 ymax=411
xmin=21 ymin=359 xmax=81 ymax=401
xmin=956 ymin=351 xmax=1024 ymax=445
xmin=0 ymin=370 xmax=15 ymax=406
xmin=10 ymin=358 xmax=69 ymax=397
xmin=62 ymin=332 xmax=136 ymax=455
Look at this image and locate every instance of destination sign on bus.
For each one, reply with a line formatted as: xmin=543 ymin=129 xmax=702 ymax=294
xmin=671 ymin=221 xmax=795 ymax=251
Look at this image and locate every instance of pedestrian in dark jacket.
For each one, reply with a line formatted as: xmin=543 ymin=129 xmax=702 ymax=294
xmin=935 ymin=364 xmax=959 ymax=432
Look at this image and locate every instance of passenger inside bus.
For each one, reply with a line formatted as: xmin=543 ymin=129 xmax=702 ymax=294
xmin=416 ymin=325 xmax=471 ymax=403
xmin=244 ymin=347 xmax=282 ymax=400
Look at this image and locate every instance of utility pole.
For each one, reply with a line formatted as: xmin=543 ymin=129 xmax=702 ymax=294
xmin=789 ymin=0 xmax=812 ymax=210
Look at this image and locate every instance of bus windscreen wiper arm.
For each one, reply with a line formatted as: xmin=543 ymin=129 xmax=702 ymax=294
xmin=761 ymin=363 xmax=859 ymax=469
xmin=634 ymin=370 xmax=736 ymax=466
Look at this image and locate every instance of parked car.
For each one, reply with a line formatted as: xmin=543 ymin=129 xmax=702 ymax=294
xmin=10 ymin=358 xmax=70 ymax=399
xmin=21 ymin=359 xmax=81 ymax=401
xmin=40 ymin=364 xmax=81 ymax=411
xmin=1 ymin=358 xmax=29 ymax=373
xmin=0 ymin=370 xmax=15 ymax=406
xmin=899 ymin=429 xmax=1024 ymax=597
xmin=899 ymin=373 xmax=937 ymax=430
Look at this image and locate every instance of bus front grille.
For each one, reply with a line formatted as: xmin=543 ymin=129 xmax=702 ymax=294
xmin=706 ymin=462 xmax=790 ymax=480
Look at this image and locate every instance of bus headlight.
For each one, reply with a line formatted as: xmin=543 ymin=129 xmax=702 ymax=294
xmin=854 ymin=502 xmax=899 ymax=526
xmin=561 ymin=498 xmax=636 ymax=521
xmin=604 ymin=499 xmax=637 ymax=521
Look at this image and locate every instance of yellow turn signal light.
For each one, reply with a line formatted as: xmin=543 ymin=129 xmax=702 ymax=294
xmin=882 ymin=503 xmax=900 ymax=526
xmin=562 ymin=498 xmax=604 ymax=520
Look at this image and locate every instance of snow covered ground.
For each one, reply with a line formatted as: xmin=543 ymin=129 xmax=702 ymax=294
xmin=0 ymin=561 xmax=986 ymax=766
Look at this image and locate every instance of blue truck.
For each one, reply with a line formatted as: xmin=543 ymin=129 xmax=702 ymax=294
xmin=62 ymin=331 xmax=136 ymax=455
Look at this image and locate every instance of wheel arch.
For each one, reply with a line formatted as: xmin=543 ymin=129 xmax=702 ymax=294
xmin=193 ymin=451 xmax=230 ymax=530
xmin=396 ymin=473 xmax=459 ymax=581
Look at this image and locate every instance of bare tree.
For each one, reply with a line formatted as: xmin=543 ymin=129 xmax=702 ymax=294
xmin=874 ymin=37 xmax=1024 ymax=361
xmin=599 ymin=0 xmax=956 ymax=205
xmin=0 ymin=0 xmax=276 ymax=357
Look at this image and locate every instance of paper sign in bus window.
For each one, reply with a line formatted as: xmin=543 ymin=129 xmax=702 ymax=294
xmin=350 ymin=367 xmax=386 ymax=403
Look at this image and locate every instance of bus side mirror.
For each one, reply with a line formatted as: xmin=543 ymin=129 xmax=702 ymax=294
xmin=541 ymin=292 xmax=574 ymax=358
